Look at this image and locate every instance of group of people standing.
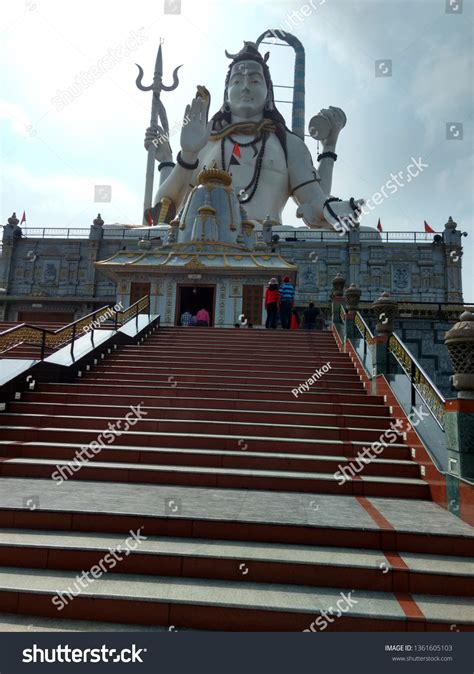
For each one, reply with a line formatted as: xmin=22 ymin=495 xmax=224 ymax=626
xmin=180 ymin=307 xmax=210 ymax=327
xmin=265 ymin=276 xmax=321 ymax=330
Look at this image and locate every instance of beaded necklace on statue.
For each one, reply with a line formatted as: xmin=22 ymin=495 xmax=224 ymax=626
xmin=220 ymin=133 xmax=268 ymax=204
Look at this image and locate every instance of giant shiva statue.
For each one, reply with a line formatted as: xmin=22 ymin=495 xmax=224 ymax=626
xmin=144 ymin=40 xmax=363 ymax=231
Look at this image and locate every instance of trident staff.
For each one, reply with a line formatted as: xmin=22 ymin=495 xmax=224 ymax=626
xmin=135 ymin=39 xmax=182 ymax=224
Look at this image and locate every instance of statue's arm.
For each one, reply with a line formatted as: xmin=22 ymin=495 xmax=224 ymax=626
xmin=287 ymin=133 xmax=364 ymax=231
xmin=287 ymin=134 xmax=327 ymax=227
xmin=317 ymin=140 xmax=336 ymax=196
xmin=154 ymin=155 xmax=200 ymax=206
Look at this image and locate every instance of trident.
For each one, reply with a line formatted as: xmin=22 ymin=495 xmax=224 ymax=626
xmin=136 ymin=39 xmax=182 ymax=224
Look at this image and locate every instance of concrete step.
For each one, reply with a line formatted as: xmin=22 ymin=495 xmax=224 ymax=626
xmin=94 ymin=362 xmax=358 ymax=378
xmin=0 ymin=530 xmax=471 ymax=597
xmin=8 ymin=402 xmax=396 ymax=431
xmin=1 ymin=479 xmax=471 ymax=556
xmin=0 ymin=457 xmax=429 ymax=498
xmin=37 ymin=382 xmax=385 ymax=405
xmin=86 ymin=367 xmax=363 ymax=384
xmin=0 ymin=426 xmax=411 ymax=458
xmin=21 ymin=391 xmax=392 ymax=416
xmin=82 ymin=375 xmax=365 ymax=393
xmin=0 ymin=566 xmax=472 ymax=631
xmin=0 ymin=413 xmax=401 ymax=444
xmin=0 ymin=441 xmax=419 ymax=478
xmin=0 ymin=612 xmax=170 ymax=632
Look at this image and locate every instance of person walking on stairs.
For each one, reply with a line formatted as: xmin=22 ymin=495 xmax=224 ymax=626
xmin=196 ymin=307 xmax=210 ymax=326
xmin=302 ymin=302 xmax=320 ymax=330
xmin=265 ymin=278 xmax=279 ymax=329
xmin=279 ymin=276 xmax=295 ymax=329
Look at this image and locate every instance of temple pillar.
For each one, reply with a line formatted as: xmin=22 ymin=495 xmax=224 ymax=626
xmin=444 ymin=311 xmax=474 ymax=484
xmin=331 ymin=272 xmax=345 ymax=326
xmin=370 ymin=292 xmax=398 ymax=378
xmin=343 ymin=283 xmax=361 ymax=342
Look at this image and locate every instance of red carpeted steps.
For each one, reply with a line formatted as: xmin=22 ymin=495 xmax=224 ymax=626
xmin=0 ymin=326 xmax=472 ymax=631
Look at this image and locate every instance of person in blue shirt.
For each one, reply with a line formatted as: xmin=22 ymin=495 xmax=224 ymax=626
xmin=278 ymin=276 xmax=295 ymax=330
xmin=180 ymin=309 xmax=193 ymax=327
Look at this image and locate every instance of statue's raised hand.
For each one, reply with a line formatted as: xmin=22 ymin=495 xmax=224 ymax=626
xmin=319 ymin=106 xmax=347 ymax=148
xmin=180 ymin=97 xmax=212 ymax=157
xmin=144 ymin=125 xmax=172 ymax=163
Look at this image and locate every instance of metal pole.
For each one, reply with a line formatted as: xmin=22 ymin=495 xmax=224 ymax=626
xmin=410 ymin=359 xmax=416 ymax=409
xmin=40 ymin=330 xmax=46 ymax=361
xmin=70 ymin=323 xmax=76 ymax=359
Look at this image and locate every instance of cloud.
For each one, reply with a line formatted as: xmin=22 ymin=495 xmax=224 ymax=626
xmin=2 ymin=162 xmax=141 ymax=227
xmin=0 ymin=99 xmax=34 ymax=137
xmin=409 ymin=41 xmax=473 ymax=144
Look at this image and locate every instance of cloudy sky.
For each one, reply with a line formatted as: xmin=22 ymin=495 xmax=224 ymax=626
xmin=1 ymin=0 xmax=473 ymax=297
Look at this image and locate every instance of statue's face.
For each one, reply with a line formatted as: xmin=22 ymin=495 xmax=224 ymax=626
xmin=227 ymin=61 xmax=268 ymax=118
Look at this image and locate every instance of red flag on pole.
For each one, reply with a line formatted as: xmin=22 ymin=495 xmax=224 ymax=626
xmin=424 ymin=220 xmax=435 ymax=233
xmin=20 ymin=211 xmax=26 ymax=224
xmin=376 ymin=218 xmax=383 ymax=232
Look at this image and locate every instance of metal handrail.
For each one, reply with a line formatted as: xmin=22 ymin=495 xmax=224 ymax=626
xmin=0 ymin=296 xmax=150 ymax=361
xmin=353 ymin=311 xmax=375 ymax=359
xmin=16 ymin=227 xmax=443 ymax=243
xmin=387 ymin=333 xmax=446 ymax=429
xmin=350 ymin=310 xmax=446 ymax=428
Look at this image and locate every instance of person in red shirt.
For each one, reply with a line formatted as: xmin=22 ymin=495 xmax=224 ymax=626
xmin=196 ymin=307 xmax=210 ymax=326
xmin=290 ymin=308 xmax=300 ymax=330
xmin=265 ymin=278 xmax=279 ymax=329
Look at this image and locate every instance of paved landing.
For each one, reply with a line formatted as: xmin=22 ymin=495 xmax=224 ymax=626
xmin=0 ymin=612 xmax=169 ymax=632
xmin=0 ymin=478 xmax=472 ymax=538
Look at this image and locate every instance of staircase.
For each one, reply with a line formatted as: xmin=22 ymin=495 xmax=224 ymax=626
xmin=0 ymin=327 xmax=472 ymax=632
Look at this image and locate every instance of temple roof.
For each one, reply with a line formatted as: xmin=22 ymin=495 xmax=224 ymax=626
xmin=95 ymin=248 xmax=296 ymax=273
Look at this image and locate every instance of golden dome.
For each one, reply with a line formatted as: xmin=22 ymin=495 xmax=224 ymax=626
xmin=197 ymin=166 xmax=232 ymax=187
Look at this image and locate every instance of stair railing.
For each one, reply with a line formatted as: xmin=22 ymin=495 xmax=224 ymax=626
xmin=387 ymin=332 xmax=446 ymax=429
xmin=348 ymin=307 xmax=446 ymax=430
xmin=0 ymin=295 xmax=150 ymax=361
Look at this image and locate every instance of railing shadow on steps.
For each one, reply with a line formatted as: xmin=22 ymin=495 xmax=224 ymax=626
xmin=0 ymin=296 xmax=159 ymax=405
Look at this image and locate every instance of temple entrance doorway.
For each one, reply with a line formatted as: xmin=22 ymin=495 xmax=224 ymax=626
xmin=176 ymin=285 xmax=215 ymax=326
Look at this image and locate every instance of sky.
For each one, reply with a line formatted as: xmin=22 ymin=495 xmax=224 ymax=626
xmin=1 ymin=0 xmax=473 ymax=297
